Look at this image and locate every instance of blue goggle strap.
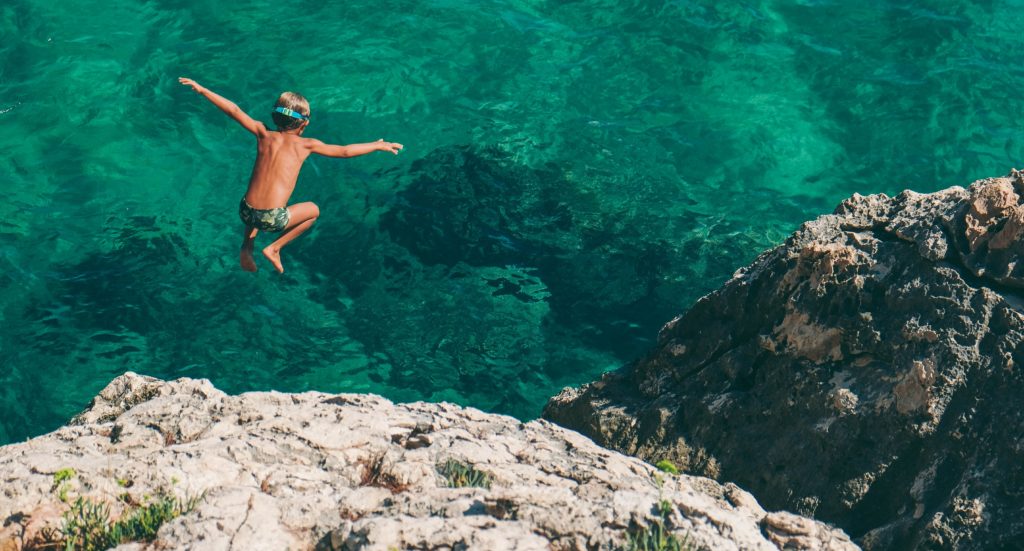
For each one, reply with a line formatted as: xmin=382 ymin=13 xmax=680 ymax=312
xmin=273 ymin=106 xmax=309 ymax=120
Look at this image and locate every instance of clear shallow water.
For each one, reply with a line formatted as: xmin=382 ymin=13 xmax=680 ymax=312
xmin=2 ymin=0 xmax=1023 ymax=444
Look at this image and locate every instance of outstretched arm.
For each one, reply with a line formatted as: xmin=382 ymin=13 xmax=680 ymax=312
xmin=178 ymin=77 xmax=266 ymax=137
xmin=307 ymin=138 xmax=403 ymax=158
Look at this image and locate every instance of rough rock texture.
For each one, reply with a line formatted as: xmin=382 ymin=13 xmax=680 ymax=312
xmin=0 ymin=373 xmax=854 ymax=551
xmin=545 ymin=171 xmax=1024 ymax=550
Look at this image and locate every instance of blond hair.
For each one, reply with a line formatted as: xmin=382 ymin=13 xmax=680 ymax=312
xmin=271 ymin=91 xmax=310 ymax=130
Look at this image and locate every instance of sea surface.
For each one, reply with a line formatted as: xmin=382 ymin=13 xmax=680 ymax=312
xmin=2 ymin=0 xmax=1023 ymax=445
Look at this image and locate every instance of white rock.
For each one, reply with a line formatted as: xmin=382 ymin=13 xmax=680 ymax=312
xmin=0 ymin=372 xmax=857 ymax=550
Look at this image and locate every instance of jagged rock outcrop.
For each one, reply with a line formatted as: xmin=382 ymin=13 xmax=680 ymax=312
xmin=545 ymin=170 xmax=1024 ymax=550
xmin=0 ymin=373 xmax=854 ymax=551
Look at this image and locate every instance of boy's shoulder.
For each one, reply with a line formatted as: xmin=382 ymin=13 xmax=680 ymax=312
xmin=264 ymin=133 xmax=324 ymax=155
xmin=296 ymin=135 xmax=328 ymax=150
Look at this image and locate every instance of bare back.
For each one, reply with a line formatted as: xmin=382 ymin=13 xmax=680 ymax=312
xmin=243 ymin=132 xmax=314 ymax=209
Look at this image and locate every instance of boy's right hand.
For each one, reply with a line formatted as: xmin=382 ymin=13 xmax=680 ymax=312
xmin=178 ymin=77 xmax=206 ymax=94
xmin=376 ymin=139 xmax=404 ymax=155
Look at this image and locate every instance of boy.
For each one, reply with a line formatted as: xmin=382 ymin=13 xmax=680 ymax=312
xmin=178 ymin=77 xmax=403 ymax=273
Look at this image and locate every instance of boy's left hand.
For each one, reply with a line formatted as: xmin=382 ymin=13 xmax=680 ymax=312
xmin=178 ymin=77 xmax=206 ymax=94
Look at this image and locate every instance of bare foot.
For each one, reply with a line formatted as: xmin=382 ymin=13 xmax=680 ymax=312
xmin=262 ymin=246 xmax=284 ymax=273
xmin=240 ymin=248 xmax=258 ymax=272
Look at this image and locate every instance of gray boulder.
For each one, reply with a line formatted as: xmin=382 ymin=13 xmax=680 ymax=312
xmin=545 ymin=171 xmax=1024 ymax=550
xmin=0 ymin=372 xmax=854 ymax=550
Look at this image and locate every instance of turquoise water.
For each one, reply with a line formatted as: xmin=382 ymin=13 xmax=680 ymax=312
xmin=2 ymin=1 xmax=1023 ymax=445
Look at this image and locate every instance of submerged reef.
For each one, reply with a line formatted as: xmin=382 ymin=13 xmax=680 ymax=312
xmin=546 ymin=171 xmax=1024 ymax=550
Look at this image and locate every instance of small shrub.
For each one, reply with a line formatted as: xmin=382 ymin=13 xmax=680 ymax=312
xmin=359 ymin=453 xmax=408 ymax=493
xmin=620 ymin=500 xmax=697 ymax=551
xmin=655 ymin=460 xmax=679 ymax=475
xmin=624 ymin=520 xmax=692 ymax=551
xmin=61 ymin=497 xmax=113 ymax=550
xmin=108 ymin=492 xmax=202 ymax=542
xmin=59 ymin=491 xmax=203 ymax=551
xmin=437 ymin=459 xmax=492 ymax=489
xmin=52 ymin=468 xmax=76 ymax=503
xmin=53 ymin=469 xmax=76 ymax=486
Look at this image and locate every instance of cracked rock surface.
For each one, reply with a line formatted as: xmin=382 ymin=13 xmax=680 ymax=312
xmin=544 ymin=171 xmax=1024 ymax=550
xmin=0 ymin=372 xmax=854 ymax=550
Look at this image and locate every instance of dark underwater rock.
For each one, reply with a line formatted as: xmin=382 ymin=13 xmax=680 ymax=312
xmin=378 ymin=145 xmax=761 ymax=359
xmin=544 ymin=170 xmax=1024 ymax=550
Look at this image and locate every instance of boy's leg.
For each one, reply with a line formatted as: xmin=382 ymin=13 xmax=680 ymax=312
xmin=240 ymin=225 xmax=258 ymax=272
xmin=262 ymin=202 xmax=319 ymax=273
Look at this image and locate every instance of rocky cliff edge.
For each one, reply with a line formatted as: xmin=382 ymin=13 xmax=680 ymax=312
xmin=0 ymin=372 xmax=854 ymax=550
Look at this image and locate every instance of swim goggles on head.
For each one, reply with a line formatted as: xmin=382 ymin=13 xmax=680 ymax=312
xmin=273 ymin=106 xmax=309 ymax=121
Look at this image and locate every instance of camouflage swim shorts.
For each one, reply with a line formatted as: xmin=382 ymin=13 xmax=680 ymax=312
xmin=239 ymin=198 xmax=290 ymax=232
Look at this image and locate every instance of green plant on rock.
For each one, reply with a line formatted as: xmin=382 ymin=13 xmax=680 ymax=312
xmin=437 ymin=459 xmax=492 ymax=489
xmin=624 ymin=520 xmax=692 ymax=551
xmin=655 ymin=460 xmax=679 ymax=475
xmin=53 ymin=468 xmax=76 ymax=486
xmin=59 ymin=491 xmax=203 ymax=551
xmin=620 ymin=500 xmax=697 ymax=551
xmin=60 ymin=497 xmax=112 ymax=550
xmin=52 ymin=468 xmax=76 ymax=503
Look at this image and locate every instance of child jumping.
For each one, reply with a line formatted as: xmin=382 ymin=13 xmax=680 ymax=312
xmin=178 ymin=77 xmax=403 ymax=273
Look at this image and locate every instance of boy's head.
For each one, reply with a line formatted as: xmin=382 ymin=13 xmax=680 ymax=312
xmin=271 ymin=92 xmax=310 ymax=131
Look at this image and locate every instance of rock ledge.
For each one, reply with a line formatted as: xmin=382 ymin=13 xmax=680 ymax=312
xmin=0 ymin=373 xmax=854 ymax=551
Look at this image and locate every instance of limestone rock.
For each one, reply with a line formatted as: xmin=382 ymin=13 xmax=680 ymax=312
xmin=544 ymin=171 xmax=1024 ymax=550
xmin=0 ymin=372 xmax=854 ymax=551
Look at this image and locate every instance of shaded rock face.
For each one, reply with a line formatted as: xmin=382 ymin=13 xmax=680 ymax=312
xmin=0 ymin=373 xmax=855 ymax=551
xmin=545 ymin=171 xmax=1024 ymax=550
